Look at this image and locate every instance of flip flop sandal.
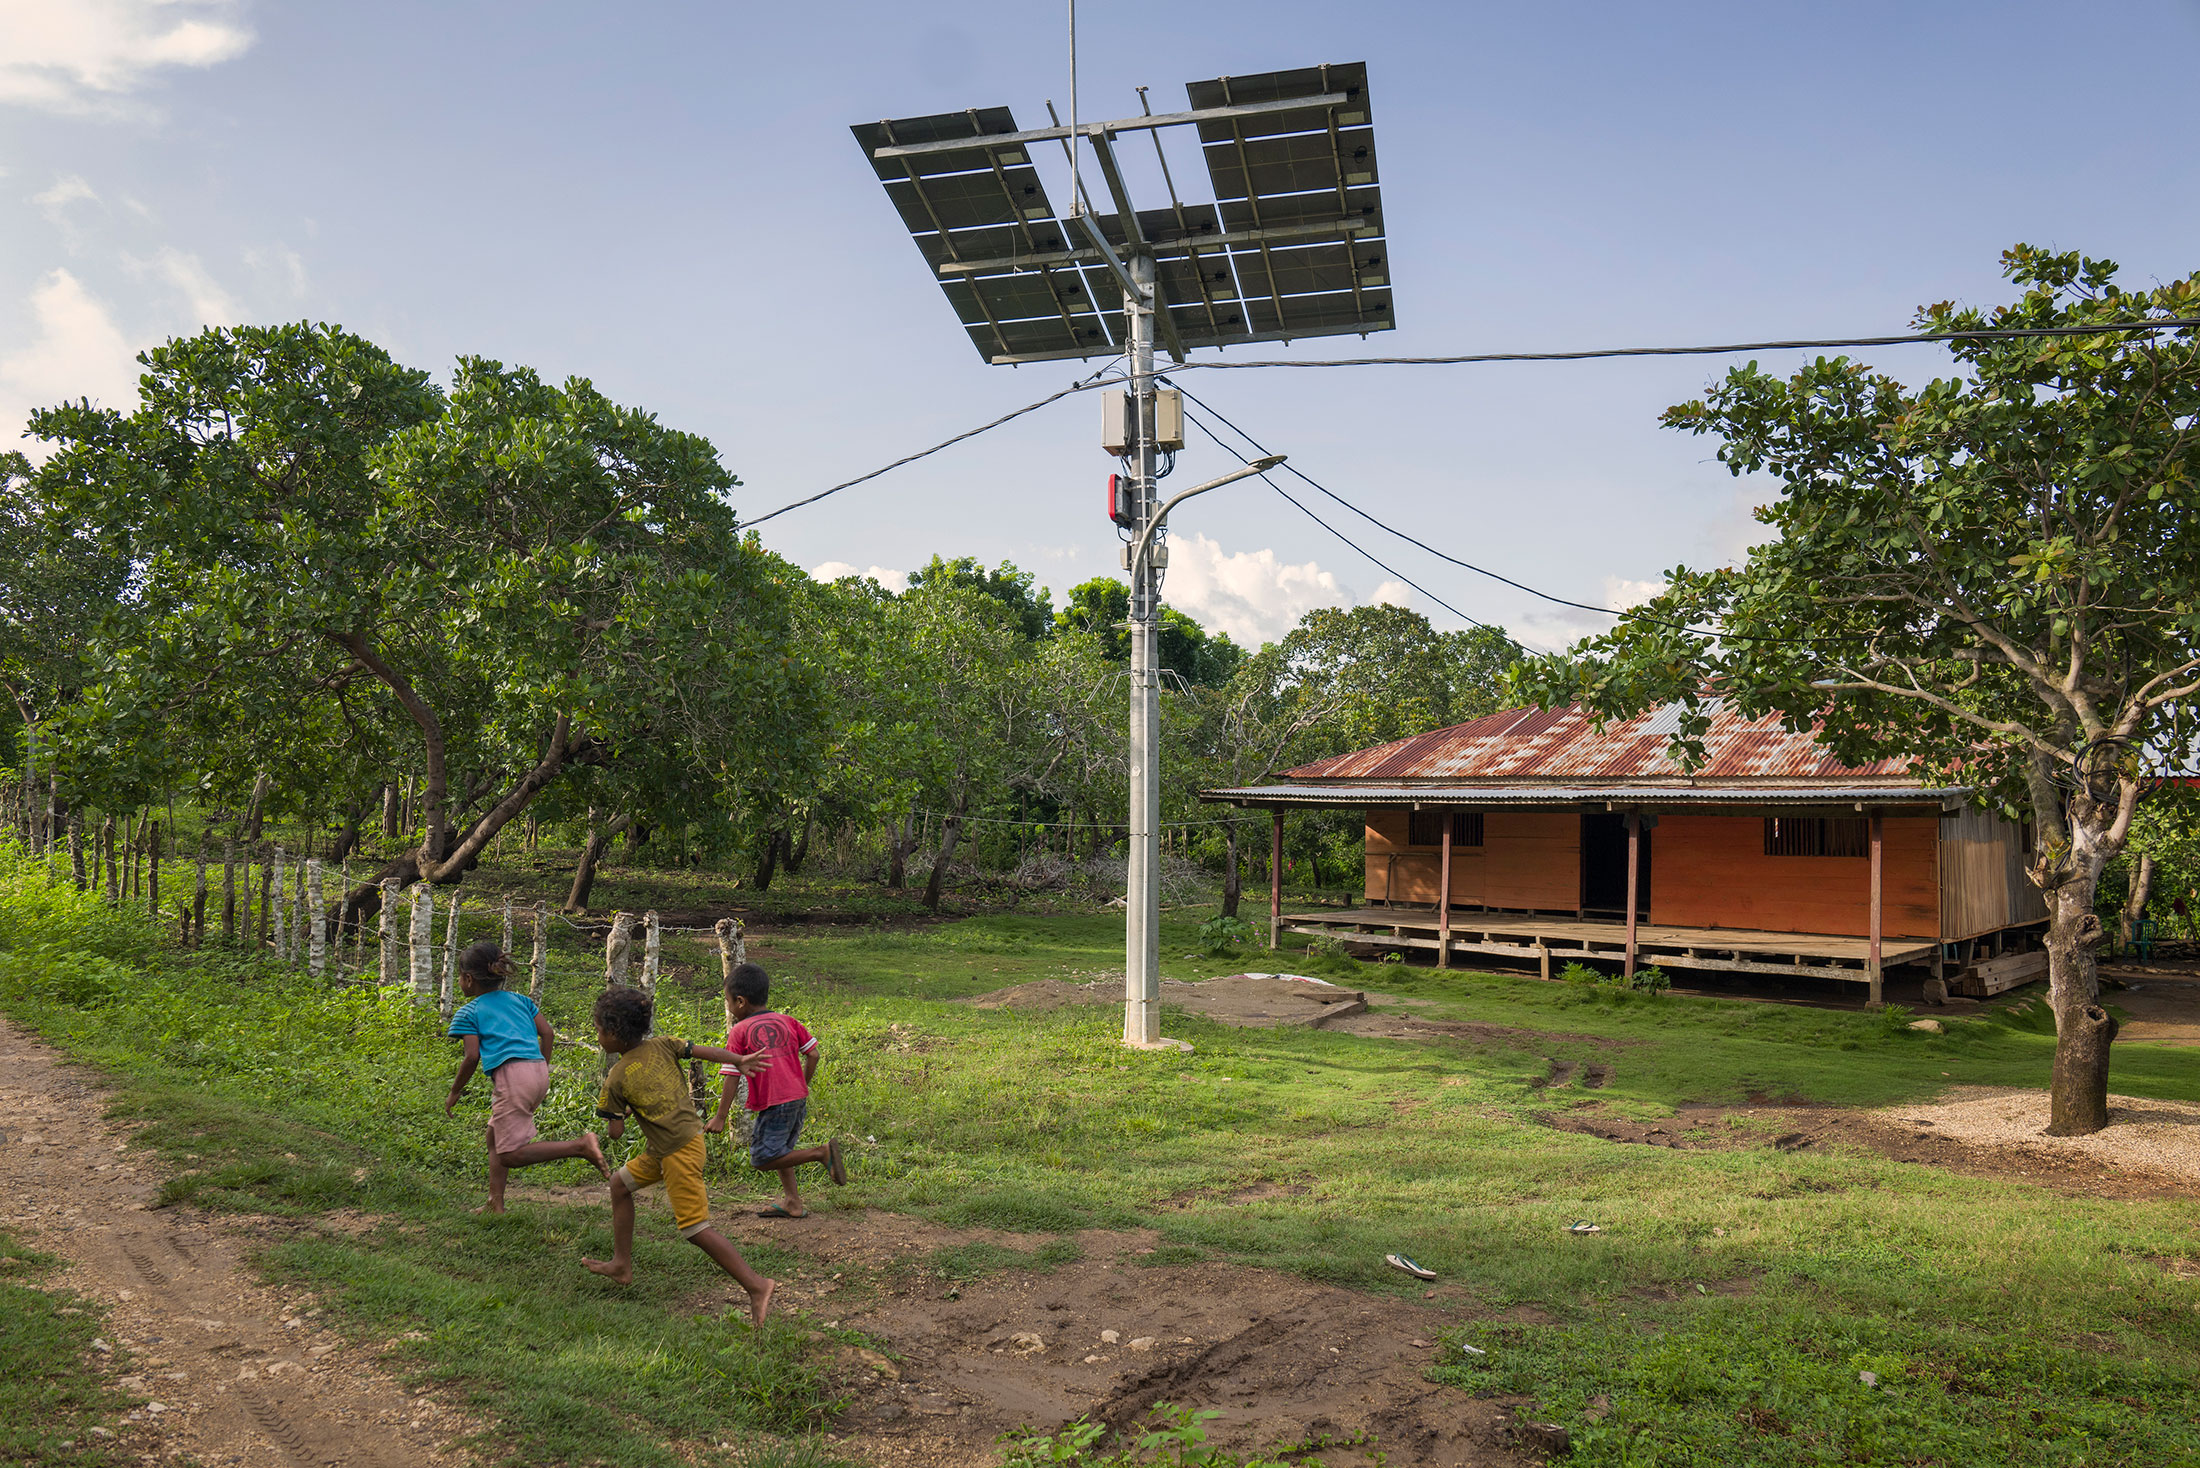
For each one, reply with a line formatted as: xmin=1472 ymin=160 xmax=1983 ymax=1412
xmin=826 ymin=1137 xmax=847 ymax=1186
xmin=1385 ymin=1253 xmax=1437 ymax=1280
xmin=756 ymin=1204 xmax=808 ymax=1218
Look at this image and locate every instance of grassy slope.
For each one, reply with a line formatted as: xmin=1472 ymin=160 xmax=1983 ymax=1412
xmin=0 ymin=1233 xmax=141 ymax=1466
xmin=6 ymin=846 xmax=2199 ymax=1466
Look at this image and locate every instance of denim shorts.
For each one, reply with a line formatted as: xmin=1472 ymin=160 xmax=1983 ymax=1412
xmin=750 ymin=1097 xmax=807 ymax=1165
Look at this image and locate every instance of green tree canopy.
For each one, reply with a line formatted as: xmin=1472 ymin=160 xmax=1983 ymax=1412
xmin=1514 ymin=246 xmax=2200 ymax=1135
xmin=31 ymin=323 xmax=815 ymax=906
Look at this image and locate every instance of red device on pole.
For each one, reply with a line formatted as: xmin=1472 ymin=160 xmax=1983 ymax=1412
xmin=1107 ymin=473 xmax=1133 ymax=528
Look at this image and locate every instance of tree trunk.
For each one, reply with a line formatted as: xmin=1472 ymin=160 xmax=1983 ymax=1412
xmin=565 ymin=813 xmax=632 ymax=913
xmin=752 ymin=828 xmax=784 ymax=892
xmin=327 ymin=818 xmax=360 ymax=864
xmin=628 ymin=818 xmax=650 ymax=853
xmin=784 ymin=808 xmax=815 ymax=876
xmin=923 ymin=803 xmax=966 ymax=913
xmin=2116 ymin=853 xmax=2156 ymax=954
xmin=382 ymin=781 xmax=403 ymax=838
xmin=2044 ymin=877 xmax=2115 ymax=1134
xmin=1221 ymin=819 xmax=1243 ymax=918
xmin=886 ymin=809 xmax=917 ymax=889
xmin=242 ymin=774 xmax=272 ymax=841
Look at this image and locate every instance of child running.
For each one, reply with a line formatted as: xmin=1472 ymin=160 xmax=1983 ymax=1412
xmin=704 ymin=962 xmax=846 ymax=1219
xmin=584 ymin=985 xmax=779 ymax=1325
xmin=444 ymin=939 xmax=610 ymax=1213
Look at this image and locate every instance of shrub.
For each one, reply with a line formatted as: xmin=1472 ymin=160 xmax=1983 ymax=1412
xmin=1197 ymin=915 xmax=1252 ymax=956
xmin=1630 ymin=965 xmax=1672 ymax=994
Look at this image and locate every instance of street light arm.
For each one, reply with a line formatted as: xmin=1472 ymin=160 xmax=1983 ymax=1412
xmin=1129 ymin=454 xmax=1285 ymax=584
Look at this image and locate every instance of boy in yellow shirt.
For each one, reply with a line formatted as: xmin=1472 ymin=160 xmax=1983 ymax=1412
xmin=583 ymin=986 xmax=776 ymax=1325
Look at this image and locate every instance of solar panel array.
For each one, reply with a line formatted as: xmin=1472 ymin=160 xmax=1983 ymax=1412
xmin=854 ymin=62 xmax=1391 ymax=364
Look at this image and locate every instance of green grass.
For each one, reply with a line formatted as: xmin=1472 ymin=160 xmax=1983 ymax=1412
xmin=0 ymin=1233 xmax=139 ymax=1466
xmin=7 ymin=844 xmax=2200 ymax=1466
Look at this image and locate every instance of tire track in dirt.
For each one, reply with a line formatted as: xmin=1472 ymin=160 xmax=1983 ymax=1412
xmin=0 ymin=1013 xmax=467 ymax=1468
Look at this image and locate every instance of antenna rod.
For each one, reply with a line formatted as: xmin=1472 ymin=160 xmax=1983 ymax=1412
xmin=1067 ymin=0 xmax=1081 ymax=217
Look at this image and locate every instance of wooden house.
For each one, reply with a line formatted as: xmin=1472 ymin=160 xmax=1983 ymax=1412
xmin=1203 ymin=701 xmax=2047 ymax=1000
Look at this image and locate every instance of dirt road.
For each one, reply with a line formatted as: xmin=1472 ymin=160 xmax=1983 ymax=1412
xmin=0 ymin=1015 xmax=465 ymax=1468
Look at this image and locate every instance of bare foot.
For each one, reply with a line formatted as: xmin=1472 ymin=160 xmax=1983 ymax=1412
xmin=582 ymin=1257 xmax=634 ymax=1285
xmin=747 ymin=1277 xmax=776 ymax=1327
xmin=471 ymin=1203 xmax=506 ymax=1216
xmin=580 ymin=1132 xmax=612 ymax=1180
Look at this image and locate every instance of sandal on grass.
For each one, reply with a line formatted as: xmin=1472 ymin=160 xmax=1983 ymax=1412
xmin=1385 ymin=1253 xmax=1437 ymax=1280
xmin=756 ymin=1204 xmax=808 ymax=1219
xmin=826 ymin=1137 xmax=847 ymax=1186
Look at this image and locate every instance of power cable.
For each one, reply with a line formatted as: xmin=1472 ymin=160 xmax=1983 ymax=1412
xmin=737 ymin=362 xmax=1124 ymax=529
xmin=1169 ymin=380 xmax=1876 ymax=651
xmin=1165 ymin=318 xmax=2200 ymax=372
xmin=1173 ymin=404 xmax=1527 ymax=648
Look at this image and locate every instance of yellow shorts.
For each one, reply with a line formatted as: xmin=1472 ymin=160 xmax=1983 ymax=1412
xmin=616 ymin=1135 xmax=711 ymax=1238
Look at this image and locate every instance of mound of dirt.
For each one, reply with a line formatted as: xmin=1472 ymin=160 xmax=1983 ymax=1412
xmin=720 ymin=1210 xmax=1533 ymax=1467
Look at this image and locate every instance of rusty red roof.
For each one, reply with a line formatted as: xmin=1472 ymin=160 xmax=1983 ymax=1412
xmin=1281 ymin=700 xmax=1915 ymax=786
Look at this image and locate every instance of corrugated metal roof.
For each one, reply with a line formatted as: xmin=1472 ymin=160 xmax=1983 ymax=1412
xmin=1280 ymin=701 xmax=1914 ymax=786
xmin=1203 ymin=784 xmax=1965 ymax=808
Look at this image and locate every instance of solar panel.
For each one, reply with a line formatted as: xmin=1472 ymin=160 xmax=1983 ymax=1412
xmin=852 ymin=62 xmax=1392 ymax=364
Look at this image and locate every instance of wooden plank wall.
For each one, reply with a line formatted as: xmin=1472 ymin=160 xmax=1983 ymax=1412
xmin=1363 ymin=809 xmax=1580 ymax=912
xmin=1939 ymin=806 xmax=2048 ymax=939
xmin=1650 ymin=812 xmax=1939 ymax=938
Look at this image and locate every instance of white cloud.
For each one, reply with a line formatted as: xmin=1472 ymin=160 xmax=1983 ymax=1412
xmin=129 ymin=245 xmax=240 ymax=326
xmin=0 ymin=268 xmax=140 ymax=454
xmin=812 ymin=561 xmax=909 ymax=593
xmin=0 ymin=0 xmax=254 ymax=113
xmin=1370 ymin=580 xmax=1415 ymax=609
xmin=1158 ymin=532 xmax=1354 ymax=645
xmin=33 ymin=174 xmax=99 ymax=221
xmin=1603 ymin=575 xmax=1667 ymax=610
xmin=243 ymin=241 xmax=307 ymax=297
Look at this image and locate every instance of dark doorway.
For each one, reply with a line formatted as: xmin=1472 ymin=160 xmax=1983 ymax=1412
xmin=1581 ymin=813 xmax=1650 ymax=917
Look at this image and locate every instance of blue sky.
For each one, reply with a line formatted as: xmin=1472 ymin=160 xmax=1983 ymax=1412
xmin=7 ymin=1 xmax=2199 ymax=649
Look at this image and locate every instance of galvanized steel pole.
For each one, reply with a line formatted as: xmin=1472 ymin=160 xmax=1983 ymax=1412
xmin=1125 ymin=250 xmax=1162 ymax=1048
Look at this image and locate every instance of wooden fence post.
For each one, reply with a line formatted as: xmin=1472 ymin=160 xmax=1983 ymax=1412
xmin=641 ymin=910 xmax=661 ymax=993
xmin=440 ymin=892 xmax=466 ymax=1017
xmin=190 ymin=833 xmax=209 ymax=948
xmin=307 ymin=858 xmax=326 ymax=980
xmin=270 ymin=847 xmax=288 ymax=959
xmin=529 ymin=900 xmax=548 ymax=1002
xmin=148 ymin=821 xmax=161 ymax=923
xmin=605 ymin=911 xmax=634 ymax=986
xmin=502 ymin=894 xmax=514 ymax=959
xmin=221 ymin=840 xmax=237 ymax=942
xmin=102 ymin=818 xmax=117 ymax=904
xmin=70 ymin=815 xmax=87 ymax=891
xmin=408 ymin=883 xmax=435 ymax=1007
xmin=259 ymin=848 xmax=273 ymax=948
xmin=379 ymin=878 xmax=401 ymax=985
xmin=291 ymin=860 xmax=307 ymax=967
xmin=712 ymin=917 xmax=748 ymax=1142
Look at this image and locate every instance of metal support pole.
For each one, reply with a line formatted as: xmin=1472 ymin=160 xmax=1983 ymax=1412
xmin=1868 ymin=811 xmax=1885 ymax=1007
xmin=1624 ymin=814 xmax=1640 ymax=980
xmin=1269 ymin=810 xmax=1284 ymax=950
xmin=1437 ymin=814 xmax=1453 ymax=970
xmin=1124 ymin=249 xmax=1163 ymax=1049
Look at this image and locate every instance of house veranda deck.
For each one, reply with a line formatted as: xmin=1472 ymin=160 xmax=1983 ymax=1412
xmin=1284 ymin=906 xmax=1939 ymax=984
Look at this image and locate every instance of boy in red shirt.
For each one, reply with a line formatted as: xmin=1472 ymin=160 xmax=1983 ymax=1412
xmin=705 ymin=962 xmax=846 ymax=1218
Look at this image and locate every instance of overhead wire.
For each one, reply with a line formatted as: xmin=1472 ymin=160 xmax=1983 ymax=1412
xmin=1163 ymin=317 xmax=2200 ymax=372
xmin=1172 ymin=402 xmax=1527 ymax=648
xmin=743 ymin=318 xmax=2200 ymax=533
xmin=1167 ymin=379 xmax=1882 ymax=652
xmin=737 ymin=361 xmax=1124 ymax=529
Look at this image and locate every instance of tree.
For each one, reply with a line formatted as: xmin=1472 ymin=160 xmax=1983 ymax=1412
xmin=1055 ymin=575 xmax=1243 ymax=685
xmin=33 ymin=323 xmax=811 ymax=922
xmin=1515 ymin=247 xmax=2200 ymax=1136
xmin=1278 ymin=605 xmax=1513 ymax=758
xmin=908 ymin=555 xmax=1054 ymax=642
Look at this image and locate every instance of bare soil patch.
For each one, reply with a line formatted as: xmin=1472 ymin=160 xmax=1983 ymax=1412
xmin=967 ymin=974 xmax=1616 ymax=1053
xmin=1539 ymin=1089 xmax=2196 ymax=1201
xmin=0 ymin=1014 xmax=468 ymax=1468
xmin=717 ymin=1209 xmax=1534 ymax=1467
xmin=2098 ymin=971 xmax=2200 ymax=1047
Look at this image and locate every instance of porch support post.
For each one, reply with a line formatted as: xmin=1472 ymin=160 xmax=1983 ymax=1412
xmin=1437 ymin=812 xmax=1453 ymax=970
xmin=1624 ymin=812 xmax=1641 ymax=980
xmin=1868 ymin=810 xmax=1884 ymax=1007
xmin=1268 ymin=809 xmax=1284 ymax=950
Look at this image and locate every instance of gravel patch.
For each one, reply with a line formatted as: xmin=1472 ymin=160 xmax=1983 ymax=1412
xmin=1877 ymin=1086 xmax=2200 ymax=1185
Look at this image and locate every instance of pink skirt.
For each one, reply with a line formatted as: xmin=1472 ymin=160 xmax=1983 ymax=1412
xmin=488 ymin=1059 xmax=551 ymax=1154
